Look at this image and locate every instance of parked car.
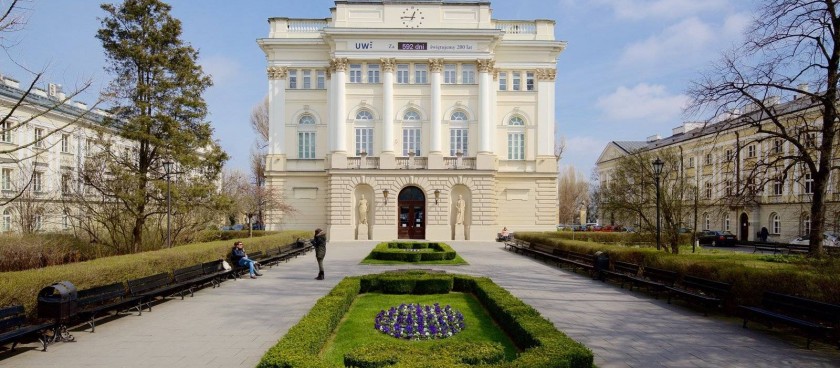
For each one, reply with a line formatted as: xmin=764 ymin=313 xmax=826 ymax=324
xmin=789 ymin=232 xmax=839 ymax=247
xmin=696 ymin=230 xmax=737 ymax=247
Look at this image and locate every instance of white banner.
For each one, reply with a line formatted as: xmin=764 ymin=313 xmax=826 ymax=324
xmin=349 ymin=40 xmax=476 ymax=52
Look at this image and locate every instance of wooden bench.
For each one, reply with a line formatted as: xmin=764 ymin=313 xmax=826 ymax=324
xmin=75 ymin=283 xmax=140 ymax=333
xmin=599 ymin=260 xmax=639 ymax=287
xmin=0 ymin=305 xmax=53 ymax=351
xmin=202 ymin=260 xmax=230 ymax=287
xmin=503 ymin=238 xmax=529 ymax=254
xmin=666 ymin=275 xmax=732 ymax=316
xmin=173 ymin=264 xmax=218 ymax=298
xmin=554 ymin=249 xmax=595 ymax=275
xmin=127 ymin=273 xmax=184 ymax=314
xmin=528 ymin=242 xmax=562 ymax=263
xmin=738 ymin=292 xmax=840 ymax=349
xmin=624 ymin=266 xmax=677 ymax=297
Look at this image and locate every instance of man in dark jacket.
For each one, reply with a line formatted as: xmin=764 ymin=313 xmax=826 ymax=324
xmin=231 ymin=241 xmax=262 ymax=279
xmin=313 ymin=228 xmax=327 ymax=280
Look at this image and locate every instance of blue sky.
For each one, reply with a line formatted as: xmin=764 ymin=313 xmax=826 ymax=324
xmin=3 ymin=0 xmax=755 ymax=176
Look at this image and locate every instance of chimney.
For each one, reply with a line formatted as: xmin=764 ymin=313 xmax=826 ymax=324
xmin=646 ymin=134 xmax=661 ymax=143
xmin=795 ymin=83 xmax=809 ymax=99
xmin=3 ymin=77 xmax=19 ymax=89
xmin=31 ymin=88 xmax=47 ymax=97
xmin=73 ymin=101 xmax=88 ymax=109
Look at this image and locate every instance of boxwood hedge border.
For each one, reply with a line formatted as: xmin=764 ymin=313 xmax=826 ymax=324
xmin=257 ymin=271 xmax=593 ymax=368
xmin=367 ymin=242 xmax=458 ymax=262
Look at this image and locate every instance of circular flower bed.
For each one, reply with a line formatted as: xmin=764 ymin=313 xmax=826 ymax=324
xmin=374 ymin=303 xmax=466 ymax=340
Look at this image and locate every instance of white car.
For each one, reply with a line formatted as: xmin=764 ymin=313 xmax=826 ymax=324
xmin=789 ymin=232 xmax=839 ymax=247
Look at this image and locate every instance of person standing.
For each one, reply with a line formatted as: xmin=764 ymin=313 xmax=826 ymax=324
xmin=313 ymin=228 xmax=327 ymax=280
xmin=231 ymin=241 xmax=262 ymax=279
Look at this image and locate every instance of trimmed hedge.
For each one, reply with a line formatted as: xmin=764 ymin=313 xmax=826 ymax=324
xmin=368 ymin=242 xmax=457 ymax=262
xmin=0 ymin=230 xmax=311 ymax=317
xmin=257 ymin=271 xmax=593 ymax=368
xmin=547 ymin=231 xmax=693 ymax=246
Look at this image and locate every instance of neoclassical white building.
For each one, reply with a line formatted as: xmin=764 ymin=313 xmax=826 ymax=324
xmin=259 ymin=0 xmax=565 ymax=241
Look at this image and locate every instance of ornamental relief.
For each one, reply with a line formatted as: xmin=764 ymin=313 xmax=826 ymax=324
xmin=380 ymin=58 xmax=397 ymax=72
xmin=267 ymin=66 xmax=288 ymax=80
xmin=492 ymin=68 xmax=500 ymax=80
xmin=535 ymin=68 xmax=557 ymax=81
xmin=331 ymin=57 xmax=350 ymax=72
xmin=476 ymin=59 xmax=495 ymax=73
xmin=428 ymin=58 xmax=444 ymax=72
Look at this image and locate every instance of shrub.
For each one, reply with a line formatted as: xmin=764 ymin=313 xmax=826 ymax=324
xmin=368 ymin=242 xmax=458 ymax=262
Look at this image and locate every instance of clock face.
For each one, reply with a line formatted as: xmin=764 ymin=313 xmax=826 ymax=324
xmin=400 ymin=6 xmax=424 ymax=28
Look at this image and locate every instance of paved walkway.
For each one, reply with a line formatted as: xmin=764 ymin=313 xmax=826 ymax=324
xmin=1 ymin=241 xmax=838 ymax=368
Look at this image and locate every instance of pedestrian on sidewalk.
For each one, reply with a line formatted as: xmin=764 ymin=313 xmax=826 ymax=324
xmin=231 ymin=241 xmax=262 ymax=279
xmin=313 ymin=228 xmax=327 ymax=280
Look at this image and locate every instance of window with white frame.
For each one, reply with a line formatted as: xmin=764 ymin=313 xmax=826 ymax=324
xmin=62 ymin=173 xmax=72 ymax=195
xmin=317 ymin=70 xmax=325 ymax=89
xmin=403 ymin=110 xmax=421 ymax=120
xmin=349 ymin=64 xmax=362 ymax=83
xmin=687 ymin=157 xmax=694 ymax=168
xmin=1 ymin=168 xmax=10 ymax=191
xmin=773 ymin=177 xmax=783 ymax=195
xmin=443 ymin=64 xmax=457 ymax=84
xmin=302 ymin=70 xmax=311 ymax=89
xmin=298 ymin=132 xmax=315 ymax=159
xmin=402 ymin=128 xmax=421 ymax=156
xmin=61 ymin=134 xmax=70 ymax=153
xmin=773 ymin=139 xmax=783 ymax=154
xmin=512 ymin=72 xmax=521 ymax=91
xmin=63 ymin=215 xmax=70 ymax=230
xmin=771 ymin=213 xmax=781 ymax=234
xmin=804 ymin=172 xmax=813 ymax=194
xmin=396 ymin=64 xmax=409 ymax=84
xmin=288 ymin=69 xmax=297 ymax=89
xmin=725 ymin=180 xmax=732 ymax=197
xmin=355 ymin=128 xmax=373 ymax=156
xmin=450 ymin=128 xmax=468 ymax=156
xmin=2 ymin=209 xmax=10 ymax=232
xmin=747 ymin=144 xmax=756 ymax=158
xmin=300 ymin=115 xmax=316 ymax=125
xmin=805 ymin=132 xmax=817 ymax=148
xmin=725 ymin=149 xmax=732 ymax=161
xmin=450 ymin=111 xmax=468 ymax=121
xmin=704 ymin=182 xmax=712 ymax=199
xmin=498 ymin=72 xmax=507 ymax=91
xmin=34 ymin=128 xmax=44 ymax=148
xmin=0 ymin=121 xmax=11 ymax=143
xmin=724 ymin=214 xmax=731 ymax=232
xmin=705 ymin=153 xmax=712 ymax=165
xmin=703 ymin=213 xmax=710 ymax=230
xmin=33 ymin=172 xmax=43 ymax=193
xmin=461 ymin=64 xmax=476 ymax=84
xmin=802 ymin=213 xmax=811 ymax=236
xmin=526 ymin=72 xmax=534 ymax=91
xmin=414 ymin=64 xmax=427 ymax=84
xmin=509 ymin=116 xmax=524 ymax=126
xmin=33 ymin=214 xmax=42 ymax=231
xmin=86 ymin=139 xmax=94 ymax=156
xmin=508 ymin=133 xmax=524 ymax=160
xmin=367 ymin=64 xmax=380 ymax=84
xmin=356 ymin=110 xmax=373 ymax=120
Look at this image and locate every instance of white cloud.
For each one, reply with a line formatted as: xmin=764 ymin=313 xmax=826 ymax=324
xmin=598 ymin=0 xmax=729 ymax=20
xmin=596 ymin=83 xmax=688 ymax=123
xmin=200 ymin=55 xmax=241 ymax=86
xmin=619 ymin=17 xmax=714 ymax=66
xmin=559 ymin=136 xmax=608 ymax=173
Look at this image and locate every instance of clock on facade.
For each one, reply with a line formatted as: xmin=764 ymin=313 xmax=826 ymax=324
xmin=401 ymin=6 xmax=424 ymax=28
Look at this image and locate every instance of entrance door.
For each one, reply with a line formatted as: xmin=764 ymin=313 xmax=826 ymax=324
xmin=739 ymin=213 xmax=749 ymax=242
xmin=397 ymin=186 xmax=426 ymax=239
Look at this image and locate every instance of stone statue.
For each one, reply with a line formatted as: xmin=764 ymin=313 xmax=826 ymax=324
xmin=456 ymin=195 xmax=465 ymax=225
xmin=358 ymin=195 xmax=368 ymax=225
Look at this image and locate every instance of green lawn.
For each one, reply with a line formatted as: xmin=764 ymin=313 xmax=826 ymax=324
xmin=320 ymin=292 xmax=517 ymax=366
xmin=360 ymin=253 xmax=469 ymax=265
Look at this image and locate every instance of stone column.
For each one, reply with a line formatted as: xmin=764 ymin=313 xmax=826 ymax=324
xmin=326 ymin=67 xmax=334 ymax=154
xmin=331 ymin=58 xmax=349 ymax=168
xmin=267 ymin=66 xmax=287 ymax=172
xmin=476 ymin=59 xmax=495 ymax=170
xmin=380 ymin=58 xmax=396 ymax=169
xmin=427 ymin=58 xmax=444 ymax=169
xmin=535 ymin=68 xmax=557 ymax=172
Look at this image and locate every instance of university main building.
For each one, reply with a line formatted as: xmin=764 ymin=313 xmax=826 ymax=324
xmin=259 ymin=0 xmax=564 ymax=241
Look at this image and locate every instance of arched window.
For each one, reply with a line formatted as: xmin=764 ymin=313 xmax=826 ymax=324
xmin=703 ymin=213 xmax=710 ymax=230
xmin=1 ymin=209 xmax=10 ymax=232
xmin=771 ymin=213 xmax=781 ymax=234
xmin=403 ymin=110 xmax=421 ymax=120
xmin=299 ymin=115 xmax=315 ymax=125
xmin=802 ymin=213 xmax=811 ymax=236
xmin=298 ymin=114 xmax=316 ymax=159
xmin=450 ymin=111 xmax=468 ymax=121
xmin=356 ymin=110 xmax=373 ymax=120
xmin=724 ymin=214 xmax=730 ymax=232
xmin=509 ymin=116 xmax=524 ymax=126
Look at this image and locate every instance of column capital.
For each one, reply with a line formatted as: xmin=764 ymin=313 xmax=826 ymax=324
xmin=492 ymin=68 xmax=500 ymax=80
xmin=381 ymin=58 xmax=397 ymax=72
xmin=477 ymin=59 xmax=495 ymax=73
xmin=330 ymin=57 xmax=350 ymax=72
xmin=429 ymin=58 xmax=444 ymax=72
xmin=267 ymin=66 xmax=288 ymax=80
xmin=325 ymin=68 xmax=332 ymax=79
xmin=535 ymin=68 xmax=557 ymax=81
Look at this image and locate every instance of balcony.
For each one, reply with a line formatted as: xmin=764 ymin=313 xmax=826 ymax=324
xmin=491 ymin=20 xmax=556 ymax=40
xmin=395 ymin=157 xmax=427 ymax=170
xmin=444 ymin=157 xmax=475 ymax=170
xmin=347 ymin=156 xmax=380 ymax=169
xmin=268 ymin=18 xmax=329 ymax=38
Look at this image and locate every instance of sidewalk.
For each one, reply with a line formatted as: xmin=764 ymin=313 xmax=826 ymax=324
xmin=0 ymin=241 xmax=838 ymax=368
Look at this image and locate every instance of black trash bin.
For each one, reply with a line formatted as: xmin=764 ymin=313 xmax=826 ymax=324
xmin=592 ymin=251 xmax=609 ymax=280
xmin=38 ymin=281 xmax=78 ymax=321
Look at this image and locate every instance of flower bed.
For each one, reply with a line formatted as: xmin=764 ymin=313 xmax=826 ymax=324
xmin=363 ymin=242 xmax=467 ymax=264
xmin=375 ymin=303 xmax=466 ymax=340
xmin=257 ymin=271 xmax=593 ymax=368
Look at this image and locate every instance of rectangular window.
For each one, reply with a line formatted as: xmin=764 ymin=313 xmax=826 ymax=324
xmin=396 ymin=64 xmax=410 ymax=84
xmin=317 ymin=70 xmax=325 ymax=89
xmin=806 ymin=132 xmax=817 ymax=148
xmin=444 ymin=64 xmax=457 ymax=84
xmin=772 ymin=215 xmax=781 ymax=234
xmin=302 ymin=69 xmax=311 ymax=89
xmin=526 ymin=72 xmax=534 ymax=91
xmin=805 ymin=172 xmax=813 ymax=194
xmin=367 ymin=64 xmax=380 ymax=84
xmin=288 ymin=69 xmax=297 ymax=89
xmin=34 ymin=128 xmax=44 ymax=148
xmin=298 ymin=132 xmax=316 ymax=159
xmin=0 ymin=121 xmax=11 ymax=143
xmin=414 ymin=64 xmax=427 ymax=84
xmin=508 ymin=133 xmax=524 ymax=160
xmin=773 ymin=178 xmax=783 ymax=195
xmin=512 ymin=72 xmax=521 ymax=91
xmin=1 ymin=168 xmax=10 ymax=191
xmin=450 ymin=128 xmax=468 ymax=156
xmin=63 ymin=215 xmax=69 ymax=230
xmin=62 ymin=173 xmax=72 ymax=195
xmin=33 ymin=172 xmax=43 ymax=193
xmin=86 ymin=139 xmax=94 ymax=156
xmin=2 ymin=211 xmax=9 ymax=232
xmin=498 ymin=72 xmax=507 ymax=91
xmin=355 ymin=128 xmax=373 ymax=156
xmin=705 ymin=153 xmax=712 ymax=165
xmin=724 ymin=216 xmax=731 ymax=232
xmin=725 ymin=149 xmax=732 ymax=161
xmin=61 ymin=134 xmax=70 ymax=153
xmin=402 ymin=128 xmax=421 ymax=156
xmin=461 ymin=64 xmax=476 ymax=84
xmin=687 ymin=157 xmax=694 ymax=168
xmin=33 ymin=215 xmax=41 ymax=231
xmin=747 ymin=144 xmax=756 ymax=158
xmin=773 ymin=139 xmax=782 ymax=154
xmin=725 ymin=180 xmax=732 ymax=197
xmin=349 ymin=64 xmax=362 ymax=83
xmin=704 ymin=182 xmax=712 ymax=199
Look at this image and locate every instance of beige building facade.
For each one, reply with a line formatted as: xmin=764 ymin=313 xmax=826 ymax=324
xmin=259 ymin=0 xmax=564 ymax=241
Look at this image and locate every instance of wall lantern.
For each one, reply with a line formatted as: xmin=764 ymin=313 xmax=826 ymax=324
xmin=434 ymin=189 xmax=440 ymax=204
xmin=383 ymin=189 xmax=389 ymax=205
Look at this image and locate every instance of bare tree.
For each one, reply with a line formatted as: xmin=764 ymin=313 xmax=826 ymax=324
xmin=688 ymin=0 xmax=840 ymax=255
xmin=557 ymin=166 xmax=589 ymax=224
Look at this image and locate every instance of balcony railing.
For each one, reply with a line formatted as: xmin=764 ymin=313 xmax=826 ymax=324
xmin=444 ymin=157 xmax=476 ymax=170
xmin=347 ymin=156 xmax=380 ymax=169
xmin=494 ymin=21 xmax=536 ymax=34
xmin=395 ymin=157 xmax=427 ymax=170
xmin=288 ymin=19 xmax=328 ymax=32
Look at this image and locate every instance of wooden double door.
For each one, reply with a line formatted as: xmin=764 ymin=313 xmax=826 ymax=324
xmin=398 ymin=186 xmax=425 ymax=239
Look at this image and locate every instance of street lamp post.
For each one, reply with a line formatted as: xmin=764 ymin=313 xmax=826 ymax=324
xmin=163 ymin=160 xmax=173 ymax=248
xmin=652 ymin=157 xmax=664 ymax=251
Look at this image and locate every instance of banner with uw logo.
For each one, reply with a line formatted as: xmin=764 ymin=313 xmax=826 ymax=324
xmin=349 ymin=40 xmax=476 ymax=52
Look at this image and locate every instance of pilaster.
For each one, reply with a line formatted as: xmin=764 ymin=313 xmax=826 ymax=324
xmin=267 ymin=66 xmax=287 ymax=156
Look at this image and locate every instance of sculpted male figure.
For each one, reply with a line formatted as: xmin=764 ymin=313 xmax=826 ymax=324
xmin=358 ymin=195 xmax=368 ymax=225
xmin=456 ymin=195 xmax=465 ymax=225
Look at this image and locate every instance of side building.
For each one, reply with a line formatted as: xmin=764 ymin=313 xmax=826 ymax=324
xmin=596 ymin=96 xmax=840 ymax=243
xmin=259 ymin=0 xmax=565 ymax=241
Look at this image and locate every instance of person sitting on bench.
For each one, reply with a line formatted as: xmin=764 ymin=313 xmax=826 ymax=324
xmin=497 ymin=227 xmax=512 ymax=241
xmin=231 ymin=241 xmax=262 ymax=279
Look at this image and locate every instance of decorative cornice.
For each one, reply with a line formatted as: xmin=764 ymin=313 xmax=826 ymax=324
xmin=380 ymin=58 xmax=396 ymax=72
xmin=535 ymin=68 xmax=556 ymax=81
xmin=476 ymin=59 xmax=495 ymax=73
xmin=267 ymin=66 xmax=288 ymax=80
xmin=429 ymin=58 xmax=444 ymax=72
xmin=331 ymin=57 xmax=350 ymax=72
